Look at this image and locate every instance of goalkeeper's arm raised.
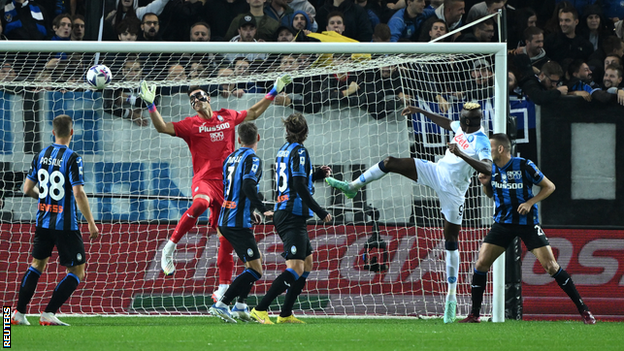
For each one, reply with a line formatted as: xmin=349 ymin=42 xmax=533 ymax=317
xmin=245 ymin=74 xmax=292 ymax=121
xmin=139 ymin=81 xmax=175 ymax=136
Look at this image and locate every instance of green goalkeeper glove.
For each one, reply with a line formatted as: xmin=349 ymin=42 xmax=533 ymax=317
xmin=138 ymin=80 xmax=156 ymax=105
xmin=266 ymin=74 xmax=293 ymax=100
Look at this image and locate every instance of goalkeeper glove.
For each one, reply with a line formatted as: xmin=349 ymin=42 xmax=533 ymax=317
xmin=265 ymin=73 xmax=293 ymax=100
xmin=138 ymin=80 xmax=156 ymax=105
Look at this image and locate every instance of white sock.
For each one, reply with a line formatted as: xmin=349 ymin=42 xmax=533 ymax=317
xmin=164 ymin=240 xmax=176 ymax=253
xmin=446 ymin=249 xmax=459 ymax=301
xmin=218 ymin=284 xmax=229 ymax=291
xmin=351 ymin=162 xmax=388 ymax=189
xmin=235 ymin=302 xmax=247 ymax=309
xmin=215 ymin=301 xmax=227 ymax=308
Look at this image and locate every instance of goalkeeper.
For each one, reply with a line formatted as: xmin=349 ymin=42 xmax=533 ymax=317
xmin=140 ymin=74 xmax=291 ymax=297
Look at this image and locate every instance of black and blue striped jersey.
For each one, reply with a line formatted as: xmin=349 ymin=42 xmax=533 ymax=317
xmin=218 ymin=147 xmax=263 ymax=228
xmin=27 ymin=143 xmax=85 ymax=231
xmin=491 ymin=157 xmax=544 ymax=225
xmin=274 ymin=142 xmax=314 ymax=218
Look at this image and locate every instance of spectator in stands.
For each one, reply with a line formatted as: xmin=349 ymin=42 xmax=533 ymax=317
xmin=190 ymin=22 xmax=210 ymax=42
xmin=509 ymin=6 xmax=537 ymax=48
xmin=604 ymin=54 xmax=622 ymax=73
xmin=1 ymin=0 xmax=49 ymax=40
xmin=71 ymin=14 xmax=85 ymax=41
xmin=543 ymin=1 xmax=572 ymax=37
xmin=566 ymin=59 xmax=594 ymax=101
xmin=167 ymin=64 xmax=187 ymax=81
xmin=203 ymin=0 xmax=249 ymax=41
xmin=465 ymin=0 xmax=505 ymax=24
xmin=50 ymin=13 xmax=72 ymax=40
xmin=276 ymin=25 xmax=296 ymax=41
xmin=187 ymin=22 xmax=225 ymax=71
xmin=517 ymin=59 xmax=568 ymax=105
xmin=138 ymin=13 xmax=162 ymax=41
xmin=387 ymin=0 xmax=435 ymax=42
xmin=579 ymin=4 xmax=613 ymax=52
xmin=457 ymin=18 xmax=494 ymax=42
xmin=265 ymin=0 xmax=294 ymax=22
xmin=510 ymin=26 xmax=549 ymax=74
xmin=226 ymin=15 xmax=268 ymax=62
xmin=116 ymin=17 xmax=140 ymax=41
xmin=233 ymin=57 xmax=265 ymax=94
xmin=225 ymin=0 xmax=280 ymax=42
xmin=215 ymin=66 xmax=244 ymax=98
xmin=157 ymin=0 xmax=205 ymax=41
xmin=104 ymin=0 xmax=170 ymax=40
xmin=434 ymin=0 xmax=465 ymax=32
xmin=586 ymin=63 xmax=624 ymax=105
xmin=544 ymin=7 xmax=594 ymax=65
xmin=417 ymin=17 xmax=448 ymax=41
xmin=602 ymin=64 xmax=624 ymax=91
xmin=316 ymin=0 xmax=374 ymax=42
xmin=587 ymin=35 xmax=623 ymax=86
xmin=103 ymin=56 xmax=149 ymax=127
xmin=355 ymin=0 xmax=380 ymax=33
xmin=273 ymin=54 xmax=311 ymax=109
xmin=372 ymin=23 xmax=391 ymax=42
xmin=281 ymin=10 xmax=314 ymax=41
xmin=0 ymin=63 xmax=17 ymax=82
xmin=326 ymin=11 xmax=347 ymax=35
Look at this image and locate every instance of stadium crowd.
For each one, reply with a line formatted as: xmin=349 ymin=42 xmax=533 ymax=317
xmin=2 ymin=0 xmax=624 ymax=125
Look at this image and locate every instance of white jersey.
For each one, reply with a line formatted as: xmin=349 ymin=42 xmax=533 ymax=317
xmin=437 ymin=121 xmax=492 ymax=194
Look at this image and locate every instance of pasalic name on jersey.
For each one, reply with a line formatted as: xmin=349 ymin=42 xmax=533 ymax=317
xmin=198 ymin=122 xmax=230 ymax=133
xmin=39 ymin=156 xmax=63 ymax=166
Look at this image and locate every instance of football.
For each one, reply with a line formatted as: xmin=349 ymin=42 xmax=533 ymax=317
xmin=86 ymin=64 xmax=112 ymax=89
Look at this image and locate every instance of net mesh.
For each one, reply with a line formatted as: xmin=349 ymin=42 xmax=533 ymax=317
xmin=0 ymin=46 xmax=497 ymax=317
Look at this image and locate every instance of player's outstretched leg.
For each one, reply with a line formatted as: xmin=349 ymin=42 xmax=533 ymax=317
xmin=326 ymin=161 xmax=390 ymax=199
xmin=213 ymin=236 xmax=234 ymax=302
xmin=162 ymin=198 xmax=210 ymax=275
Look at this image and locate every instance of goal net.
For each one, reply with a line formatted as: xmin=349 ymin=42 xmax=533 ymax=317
xmin=0 ymin=41 xmax=506 ymax=318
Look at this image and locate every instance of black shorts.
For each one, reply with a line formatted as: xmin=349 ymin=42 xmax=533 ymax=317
xmin=484 ymin=222 xmax=550 ymax=251
xmin=218 ymin=226 xmax=261 ymax=263
xmin=273 ymin=210 xmax=313 ymax=261
xmin=32 ymin=227 xmax=86 ymax=267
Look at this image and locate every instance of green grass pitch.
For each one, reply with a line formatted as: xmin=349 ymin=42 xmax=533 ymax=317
xmin=10 ymin=316 xmax=622 ymax=351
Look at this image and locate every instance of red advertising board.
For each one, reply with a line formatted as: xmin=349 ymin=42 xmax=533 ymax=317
xmin=1 ymin=224 xmax=622 ymax=320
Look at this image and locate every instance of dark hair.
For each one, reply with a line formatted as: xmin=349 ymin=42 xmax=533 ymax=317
xmin=238 ymin=122 xmax=258 ymax=146
xmin=567 ymin=59 xmax=586 ymax=77
xmin=53 ymin=115 xmax=72 ymax=138
xmin=490 ymin=133 xmax=511 ymax=151
xmin=283 ymin=113 xmax=308 ymax=144
xmin=141 ymin=12 xmax=159 ymax=23
xmin=418 ymin=17 xmax=447 ymax=42
xmin=187 ymin=85 xmax=204 ymax=96
xmin=605 ymin=54 xmax=622 ymax=66
xmin=523 ymin=26 xmax=543 ymax=42
xmin=373 ymin=23 xmax=391 ymax=42
xmin=601 ymin=35 xmax=623 ymax=56
xmin=72 ymin=14 xmax=85 ymax=24
xmin=327 ymin=10 xmax=344 ymax=24
xmin=540 ymin=61 xmax=564 ymax=78
xmin=476 ymin=18 xmax=495 ymax=31
xmin=605 ymin=63 xmax=623 ymax=78
xmin=113 ymin=0 xmax=139 ymax=27
xmin=559 ymin=7 xmax=579 ymax=21
xmin=191 ymin=21 xmax=211 ymax=32
xmin=116 ymin=17 xmax=141 ymax=36
xmin=52 ymin=13 xmax=72 ymax=29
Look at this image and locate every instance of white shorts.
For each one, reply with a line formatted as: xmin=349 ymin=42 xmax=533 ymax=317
xmin=414 ymin=159 xmax=465 ymax=225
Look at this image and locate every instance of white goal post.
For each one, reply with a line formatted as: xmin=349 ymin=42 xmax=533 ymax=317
xmin=0 ymin=41 xmax=507 ymax=320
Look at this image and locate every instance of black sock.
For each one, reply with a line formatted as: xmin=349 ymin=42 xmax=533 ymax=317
xmin=44 ymin=273 xmax=80 ymax=313
xmin=470 ymin=269 xmax=487 ymax=317
xmin=221 ymin=268 xmax=261 ymax=305
xmin=255 ymin=268 xmax=299 ymax=311
xmin=552 ymin=268 xmax=588 ymax=313
xmin=280 ymin=271 xmax=309 ymax=318
xmin=17 ymin=266 xmax=42 ymax=314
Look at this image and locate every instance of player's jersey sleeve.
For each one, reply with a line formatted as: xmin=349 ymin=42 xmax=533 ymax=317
xmin=27 ymin=152 xmax=39 ymax=182
xmin=523 ymin=159 xmax=544 ymax=185
xmin=290 ymin=146 xmax=308 ymax=177
xmin=68 ymin=153 xmax=85 ymax=186
xmin=233 ymin=110 xmax=248 ymax=125
xmin=450 ymin=120 xmax=461 ymax=133
xmin=475 ymin=132 xmax=492 ymax=161
xmin=242 ymin=155 xmax=262 ymax=183
xmin=172 ymin=116 xmax=194 ymax=142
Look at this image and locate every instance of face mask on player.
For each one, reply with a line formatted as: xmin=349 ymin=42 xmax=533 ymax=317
xmin=189 ymin=91 xmax=208 ymax=108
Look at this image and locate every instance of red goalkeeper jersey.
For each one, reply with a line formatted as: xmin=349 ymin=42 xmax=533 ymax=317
xmin=172 ymin=108 xmax=247 ymax=181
